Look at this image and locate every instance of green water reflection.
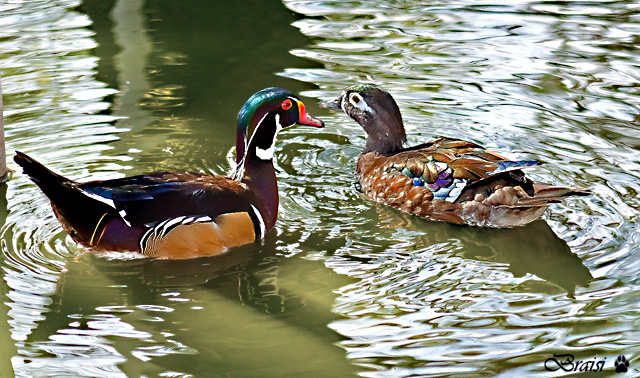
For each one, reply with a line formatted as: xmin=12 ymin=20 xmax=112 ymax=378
xmin=85 ymin=0 xmax=322 ymax=172
xmin=26 ymin=243 xmax=357 ymax=377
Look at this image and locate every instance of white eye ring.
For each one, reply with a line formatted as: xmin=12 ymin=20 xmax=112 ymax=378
xmin=349 ymin=93 xmax=363 ymax=106
xmin=346 ymin=92 xmax=374 ymax=113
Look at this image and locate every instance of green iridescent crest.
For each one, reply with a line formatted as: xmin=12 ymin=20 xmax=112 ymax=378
xmin=235 ymin=87 xmax=295 ymax=163
xmin=346 ymin=83 xmax=377 ymax=93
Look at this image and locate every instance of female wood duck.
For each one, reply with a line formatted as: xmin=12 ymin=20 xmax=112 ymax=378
xmin=320 ymin=84 xmax=589 ymax=228
xmin=15 ymin=88 xmax=324 ymax=259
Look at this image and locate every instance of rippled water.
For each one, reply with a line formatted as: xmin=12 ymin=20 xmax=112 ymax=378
xmin=1 ymin=0 xmax=640 ymax=377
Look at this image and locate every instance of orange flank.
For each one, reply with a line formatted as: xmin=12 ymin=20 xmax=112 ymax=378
xmin=144 ymin=212 xmax=257 ymax=259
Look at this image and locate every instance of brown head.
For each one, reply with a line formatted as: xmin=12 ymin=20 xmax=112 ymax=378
xmin=320 ymin=84 xmax=407 ymax=155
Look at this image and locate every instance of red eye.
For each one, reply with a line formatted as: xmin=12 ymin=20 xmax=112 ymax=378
xmin=281 ymin=99 xmax=293 ymax=110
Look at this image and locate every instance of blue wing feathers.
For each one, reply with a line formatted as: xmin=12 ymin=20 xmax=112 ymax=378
xmin=495 ymin=160 xmax=541 ymax=172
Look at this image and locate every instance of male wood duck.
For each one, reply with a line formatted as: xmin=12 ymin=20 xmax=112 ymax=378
xmin=15 ymin=88 xmax=324 ymax=259
xmin=320 ymin=84 xmax=589 ymax=228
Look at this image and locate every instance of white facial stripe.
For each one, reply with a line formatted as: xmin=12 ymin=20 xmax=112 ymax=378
xmin=250 ymin=204 xmax=266 ymax=239
xmin=245 ymin=112 xmax=269 ymax=156
xmin=349 ymin=92 xmax=374 ymax=113
xmin=340 ymin=91 xmax=348 ymax=113
xmin=254 ymin=113 xmax=283 ymax=161
xmin=360 ymin=101 xmax=374 ymax=113
xmin=234 ymin=111 xmax=268 ymax=175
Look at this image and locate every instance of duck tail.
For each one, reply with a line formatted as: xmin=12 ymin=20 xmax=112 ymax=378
xmin=14 ymin=151 xmax=74 ymax=201
xmin=14 ymin=151 xmax=116 ymax=245
xmin=530 ymin=182 xmax=591 ymax=202
xmin=508 ymin=183 xmax=590 ymax=208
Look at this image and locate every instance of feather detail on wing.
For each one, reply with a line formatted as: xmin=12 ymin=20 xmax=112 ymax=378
xmin=79 ymin=172 xmax=252 ymax=227
xmin=356 ymin=137 xmax=590 ymax=227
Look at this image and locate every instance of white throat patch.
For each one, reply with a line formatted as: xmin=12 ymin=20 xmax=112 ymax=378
xmin=254 ymin=113 xmax=283 ymax=161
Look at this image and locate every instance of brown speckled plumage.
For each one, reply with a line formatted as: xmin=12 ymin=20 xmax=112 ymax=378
xmin=321 ymin=85 xmax=589 ymax=228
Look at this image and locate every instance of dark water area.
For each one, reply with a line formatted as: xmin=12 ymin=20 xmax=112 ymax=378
xmin=1 ymin=0 xmax=639 ymax=377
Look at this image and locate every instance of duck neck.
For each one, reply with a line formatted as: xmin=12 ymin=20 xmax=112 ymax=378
xmin=239 ymin=157 xmax=278 ymax=233
xmin=363 ymin=118 xmax=406 ymax=155
xmin=232 ymin=112 xmax=282 ymax=233
xmin=364 ymin=137 xmax=403 ymax=156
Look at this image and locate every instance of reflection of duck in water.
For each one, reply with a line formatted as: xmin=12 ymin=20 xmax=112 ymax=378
xmin=375 ymin=208 xmax=592 ymax=297
xmin=23 ymin=236 xmax=358 ymax=377
xmin=321 ymin=84 xmax=590 ymax=228
xmin=456 ymin=220 xmax=592 ymax=297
